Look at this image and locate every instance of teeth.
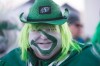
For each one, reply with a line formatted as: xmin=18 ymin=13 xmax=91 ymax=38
xmin=39 ymin=43 xmax=51 ymax=44
xmin=37 ymin=42 xmax=52 ymax=44
xmin=37 ymin=43 xmax=52 ymax=50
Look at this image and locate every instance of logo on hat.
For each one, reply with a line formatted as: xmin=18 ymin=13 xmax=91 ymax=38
xmin=39 ymin=6 xmax=51 ymax=14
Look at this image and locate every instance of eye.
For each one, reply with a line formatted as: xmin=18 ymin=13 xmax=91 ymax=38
xmin=43 ymin=28 xmax=56 ymax=32
xmin=44 ymin=29 xmax=50 ymax=31
xmin=51 ymin=29 xmax=56 ymax=31
xmin=47 ymin=29 xmax=51 ymax=31
xmin=32 ymin=30 xmax=37 ymax=32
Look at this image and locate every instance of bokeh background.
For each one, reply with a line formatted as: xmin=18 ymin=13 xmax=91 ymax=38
xmin=0 ymin=0 xmax=100 ymax=57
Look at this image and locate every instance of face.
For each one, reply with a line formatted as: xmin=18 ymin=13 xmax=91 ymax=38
xmin=0 ymin=29 xmax=17 ymax=54
xmin=0 ymin=22 xmax=17 ymax=55
xmin=29 ymin=26 xmax=62 ymax=59
xmin=69 ymin=22 xmax=83 ymax=38
xmin=0 ymin=30 xmax=8 ymax=54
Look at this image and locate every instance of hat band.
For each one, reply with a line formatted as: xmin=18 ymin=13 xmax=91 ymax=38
xmin=27 ymin=17 xmax=66 ymax=22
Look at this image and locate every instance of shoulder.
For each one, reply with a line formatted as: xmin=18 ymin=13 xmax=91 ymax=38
xmin=61 ymin=44 xmax=100 ymax=66
xmin=0 ymin=48 xmax=21 ymax=60
xmin=0 ymin=48 xmax=26 ymax=66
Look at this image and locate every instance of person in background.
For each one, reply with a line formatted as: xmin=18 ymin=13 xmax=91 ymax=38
xmin=68 ymin=13 xmax=85 ymax=43
xmin=0 ymin=19 xmax=18 ymax=58
xmin=0 ymin=0 xmax=100 ymax=66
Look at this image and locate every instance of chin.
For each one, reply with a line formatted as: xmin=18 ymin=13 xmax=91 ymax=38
xmin=35 ymin=52 xmax=55 ymax=60
xmin=38 ymin=55 xmax=52 ymax=60
xmin=35 ymin=48 xmax=61 ymax=60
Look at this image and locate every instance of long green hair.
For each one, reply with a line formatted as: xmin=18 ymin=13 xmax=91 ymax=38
xmin=19 ymin=22 xmax=81 ymax=61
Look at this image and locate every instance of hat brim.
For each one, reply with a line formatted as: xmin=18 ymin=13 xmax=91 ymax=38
xmin=31 ymin=19 xmax=67 ymax=25
xmin=20 ymin=13 xmax=67 ymax=25
xmin=22 ymin=19 xmax=67 ymax=25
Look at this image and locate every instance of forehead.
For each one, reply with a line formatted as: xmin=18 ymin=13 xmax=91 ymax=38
xmin=70 ymin=21 xmax=82 ymax=26
xmin=30 ymin=23 xmax=56 ymax=30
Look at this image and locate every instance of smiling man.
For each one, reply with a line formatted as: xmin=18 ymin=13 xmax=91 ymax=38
xmin=0 ymin=0 xmax=100 ymax=66
xmin=28 ymin=24 xmax=62 ymax=60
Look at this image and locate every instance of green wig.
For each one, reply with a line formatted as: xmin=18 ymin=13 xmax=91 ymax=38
xmin=19 ymin=22 xmax=81 ymax=62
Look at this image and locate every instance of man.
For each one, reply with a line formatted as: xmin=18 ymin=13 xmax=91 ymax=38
xmin=68 ymin=13 xmax=85 ymax=43
xmin=0 ymin=0 xmax=100 ymax=66
xmin=0 ymin=20 xmax=18 ymax=57
xmin=0 ymin=19 xmax=26 ymax=65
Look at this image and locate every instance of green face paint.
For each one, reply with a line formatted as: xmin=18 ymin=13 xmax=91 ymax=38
xmin=30 ymin=30 xmax=57 ymax=55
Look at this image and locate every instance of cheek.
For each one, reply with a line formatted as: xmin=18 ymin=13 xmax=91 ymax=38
xmin=70 ymin=27 xmax=78 ymax=34
xmin=55 ymin=33 xmax=61 ymax=40
xmin=3 ymin=30 xmax=17 ymax=44
xmin=29 ymin=32 xmax=40 ymax=43
xmin=49 ymin=32 xmax=61 ymax=41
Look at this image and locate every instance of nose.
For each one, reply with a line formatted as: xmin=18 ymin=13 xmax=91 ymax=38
xmin=40 ymin=33 xmax=48 ymax=40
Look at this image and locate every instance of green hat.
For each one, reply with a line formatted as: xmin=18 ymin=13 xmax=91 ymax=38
xmin=20 ymin=0 xmax=68 ymax=25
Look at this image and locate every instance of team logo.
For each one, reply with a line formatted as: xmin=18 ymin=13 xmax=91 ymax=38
xmin=39 ymin=6 xmax=51 ymax=14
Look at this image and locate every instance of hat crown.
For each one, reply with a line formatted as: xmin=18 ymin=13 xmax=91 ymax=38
xmin=27 ymin=0 xmax=62 ymax=20
xmin=20 ymin=0 xmax=68 ymax=25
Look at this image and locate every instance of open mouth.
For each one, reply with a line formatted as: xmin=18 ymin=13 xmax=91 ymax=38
xmin=36 ymin=42 xmax=52 ymax=50
xmin=37 ymin=42 xmax=52 ymax=44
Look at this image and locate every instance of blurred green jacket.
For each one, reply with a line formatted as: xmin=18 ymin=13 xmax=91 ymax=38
xmin=0 ymin=44 xmax=100 ymax=66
